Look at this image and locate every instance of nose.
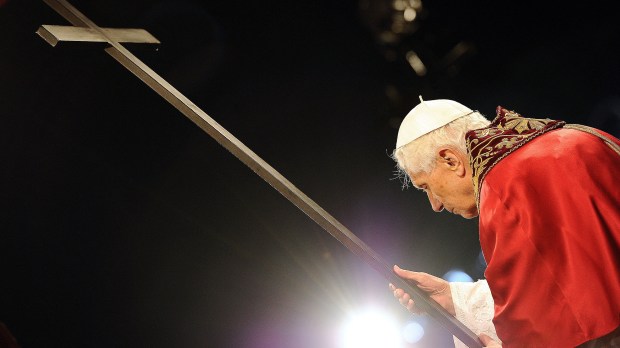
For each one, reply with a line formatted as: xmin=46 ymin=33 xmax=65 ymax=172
xmin=427 ymin=191 xmax=444 ymax=212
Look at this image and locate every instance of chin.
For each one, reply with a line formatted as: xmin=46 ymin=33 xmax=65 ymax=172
xmin=460 ymin=210 xmax=479 ymax=219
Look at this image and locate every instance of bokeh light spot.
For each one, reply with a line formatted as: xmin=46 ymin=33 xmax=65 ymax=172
xmin=402 ymin=320 xmax=425 ymax=343
xmin=443 ymin=269 xmax=473 ymax=282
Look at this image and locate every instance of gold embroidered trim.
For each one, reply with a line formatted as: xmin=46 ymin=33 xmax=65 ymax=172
xmin=466 ymin=109 xmax=565 ymax=207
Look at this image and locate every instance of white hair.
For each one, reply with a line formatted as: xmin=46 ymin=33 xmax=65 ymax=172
xmin=391 ymin=111 xmax=491 ymax=187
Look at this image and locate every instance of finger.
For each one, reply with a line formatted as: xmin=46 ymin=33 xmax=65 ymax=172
xmin=399 ymin=293 xmax=411 ymax=307
xmin=395 ymin=292 xmax=422 ymax=314
xmin=390 ymin=278 xmax=423 ymax=314
xmin=393 ymin=288 xmax=411 ymax=302
xmin=405 ymin=298 xmax=415 ymax=312
xmin=391 ymin=288 xmax=411 ymax=305
xmin=398 ymin=293 xmax=420 ymax=314
xmin=393 ymin=287 xmax=402 ymax=297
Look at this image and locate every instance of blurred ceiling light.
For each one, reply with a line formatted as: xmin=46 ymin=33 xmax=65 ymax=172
xmin=442 ymin=41 xmax=473 ymax=66
xmin=408 ymin=0 xmax=422 ymax=8
xmin=339 ymin=307 xmax=402 ymax=348
xmin=379 ymin=30 xmax=400 ymax=44
xmin=393 ymin=0 xmax=422 ymax=11
xmin=406 ymin=50 xmax=427 ymax=76
xmin=403 ymin=8 xmax=417 ymax=21
xmin=393 ymin=0 xmax=407 ymax=11
xmin=359 ymin=0 xmax=423 ymax=46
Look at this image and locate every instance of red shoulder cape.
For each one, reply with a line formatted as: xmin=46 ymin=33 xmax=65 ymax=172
xmin=470 ymin=107 xmax=620 ymax=346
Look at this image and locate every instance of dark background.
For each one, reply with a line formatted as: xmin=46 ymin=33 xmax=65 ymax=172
xmin=2 ymin=0 xmax=619 ymax=347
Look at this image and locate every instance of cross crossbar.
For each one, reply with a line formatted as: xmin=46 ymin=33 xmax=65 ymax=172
xmin=37 ymin=25 xmax=160 ymax=47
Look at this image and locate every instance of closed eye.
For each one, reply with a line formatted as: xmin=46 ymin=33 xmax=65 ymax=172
xmin=413 ymin=185 xmax=428 ymax=193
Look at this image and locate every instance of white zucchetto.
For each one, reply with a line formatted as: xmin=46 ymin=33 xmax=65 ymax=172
xmin=396 ymin=96 xmax=474 ymax=148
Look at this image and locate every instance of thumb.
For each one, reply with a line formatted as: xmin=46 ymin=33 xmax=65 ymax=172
xmin=393 ymin=265 xmax=408 ymax=277
xmin=393 ymin=265 xmax=421 ymax=282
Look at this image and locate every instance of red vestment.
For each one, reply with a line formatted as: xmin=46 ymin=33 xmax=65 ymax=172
xmin=467 ymin=107 xmax=620 ymax=347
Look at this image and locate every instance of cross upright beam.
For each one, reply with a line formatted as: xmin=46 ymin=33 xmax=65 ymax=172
xmin=36 ymin=1 xmax=483 ymax=346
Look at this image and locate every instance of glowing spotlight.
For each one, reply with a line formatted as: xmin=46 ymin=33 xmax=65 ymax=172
xmin=403 ymin=320 xmax=425 ymax=343
xmin=443 ymin=269 xmax=473 ymax=282
xmin=339 ymin=307 xmax=402 ymax=348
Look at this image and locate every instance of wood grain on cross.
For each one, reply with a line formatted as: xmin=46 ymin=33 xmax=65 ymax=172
xmin=35 ymin=1 xmax=483 ymax=346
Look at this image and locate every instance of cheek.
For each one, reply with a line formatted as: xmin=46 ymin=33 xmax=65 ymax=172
xmin=462 ymin=208 xmax=479 ymax=219
xmin=438 ymin=181 xmax=469 ymax=205
xmin=433 ymin=180 xmax=451 ymax=198
xmin=456 ymin=186 xmax=477 ymax=209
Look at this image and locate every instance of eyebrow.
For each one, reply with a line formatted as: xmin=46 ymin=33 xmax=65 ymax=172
xmin=408 ymin=174 xmax=423 ymax=191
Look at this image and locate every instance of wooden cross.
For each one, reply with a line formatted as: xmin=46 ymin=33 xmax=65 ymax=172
xmin=36 ymin=1 xmax=482 ymax=346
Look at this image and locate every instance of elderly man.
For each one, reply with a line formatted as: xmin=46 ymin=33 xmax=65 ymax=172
xmin=389 ymin=98 xmax=620 ymax=347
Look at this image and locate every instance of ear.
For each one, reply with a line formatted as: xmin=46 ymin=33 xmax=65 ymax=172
xmin=437 ymin=148 xmax=467 ymax=177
